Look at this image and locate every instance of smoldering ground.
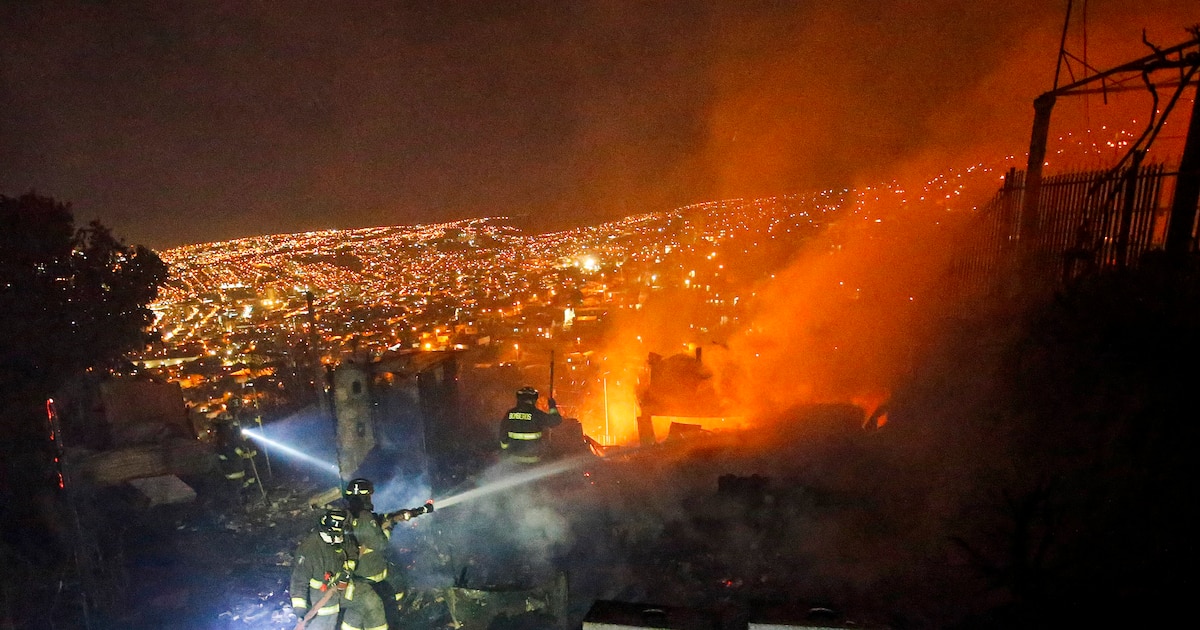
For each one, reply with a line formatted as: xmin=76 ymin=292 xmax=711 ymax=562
xmin=384 ymin=401 xmax=979 ymax=626
xmin=395 ymin=256 xmax=1200 ymax=626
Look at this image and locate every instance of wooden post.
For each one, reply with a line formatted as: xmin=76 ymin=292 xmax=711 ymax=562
xmin=1166 ymin=89 xmax=1200 ymax=257
xmin=1020 ymin=93 xmax=1057 ymax=251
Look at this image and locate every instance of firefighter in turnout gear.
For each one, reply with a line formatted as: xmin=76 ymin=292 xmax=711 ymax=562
xmin=343 ymin=478 xmax=407 ymax=628
xmin=213 ymin=415 xmax=258 ymax=501
xmin=290 ymin=507 xmax=389 ymax=630
xmin=290 ymin=509 xmax=353 ymax=630
xmin=499 ymin=386 xmax=561 ymax=464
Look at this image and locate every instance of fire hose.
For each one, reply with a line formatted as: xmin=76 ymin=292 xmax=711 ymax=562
xmin=292 ymin=569 xmax=349 ymax=630
xmin=293 ymin=503 xmax=432 ymax=628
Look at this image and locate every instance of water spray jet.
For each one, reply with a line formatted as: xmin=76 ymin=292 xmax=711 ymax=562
xmin=433 ymin=454 xmax=596 ymax=509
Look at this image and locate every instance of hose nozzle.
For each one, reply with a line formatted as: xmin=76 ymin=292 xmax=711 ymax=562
xmin=388 ymin=500 xmax=435 ymax=524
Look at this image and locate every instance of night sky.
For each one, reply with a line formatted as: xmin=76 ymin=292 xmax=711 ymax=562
xmin=2 ymin=0 xmax=1194 ymax=249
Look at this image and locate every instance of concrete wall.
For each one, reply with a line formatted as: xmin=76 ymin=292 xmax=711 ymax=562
xmin=333 ymin=360 xmax=375 ymax=477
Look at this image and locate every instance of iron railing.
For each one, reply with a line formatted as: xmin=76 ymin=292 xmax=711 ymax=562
xmin=952 ymin=163 xmax=1191 ymax=292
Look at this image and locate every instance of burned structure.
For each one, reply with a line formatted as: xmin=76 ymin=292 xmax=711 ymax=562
xmin=50 ymin=374 xmax=212 ymax=498
xmin=42 ymin=374 xmax=215 ymax=620
xmin=636 ymin=348 xmax=744 ymax=445
xmin=330 ymin=350 xmax=461 ymax=488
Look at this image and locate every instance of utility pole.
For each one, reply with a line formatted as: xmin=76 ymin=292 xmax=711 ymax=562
xmin=603 ymin=376 xmax=610 ymax=446
xmin=1019 ymin=93 xmax=1056 ymax=252
xmin=304 ymin=290 xmax=328 ymax=414
xmin=1166 ymin=85 xmax=1200 ymax=257
xmin=548 ymin=349 xmax=555 ymax=403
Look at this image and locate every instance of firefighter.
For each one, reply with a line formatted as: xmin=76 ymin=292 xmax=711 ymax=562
xmin=339 ymin=568 xmax=389 ymax=630
xmin=212 ymin=415 xmax=258 ymax=501
xmin=290 ymin=508 xmax=353 ymax=630
xmin=343 ymin=478 xmax=404 ymax=627
xmin=499 ymin=386 xmax=561 ymax=465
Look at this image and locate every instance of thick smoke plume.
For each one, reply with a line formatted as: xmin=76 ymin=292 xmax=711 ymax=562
xmin=4 ymin=1 xmax=1193 ymax=247
xmin=566 ymin=0 xmax=1197 ymax=439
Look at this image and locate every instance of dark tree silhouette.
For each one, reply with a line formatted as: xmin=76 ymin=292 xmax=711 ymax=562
xmin=0 ymin=192 xmax=168 ymax=445
xmin=0 ymin=193 xmax=165 ymax=629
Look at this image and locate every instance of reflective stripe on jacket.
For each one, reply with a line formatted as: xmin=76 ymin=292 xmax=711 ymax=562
xmin=289 ymin=532 xmax=349 ymax=614
xmin=499 ymin=403 xmax=561 ymax=462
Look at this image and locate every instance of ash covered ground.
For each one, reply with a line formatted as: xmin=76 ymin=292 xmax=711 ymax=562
xmin=71 ymin=402 xmax=959 ymax=630
xmin=71 ymin=404 xmax=923 ymax=630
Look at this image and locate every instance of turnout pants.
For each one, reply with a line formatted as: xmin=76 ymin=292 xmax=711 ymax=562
xmin=340 ymin=579 xmax=388 ymax=630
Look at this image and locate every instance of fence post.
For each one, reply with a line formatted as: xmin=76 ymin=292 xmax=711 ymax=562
xmin=1116 ymin=151 xmax=1145 ymax=268
xmin=1020 ymin=93 xmax=1057 ymax=252
xmin=1166 ymin=89 xmax=1200 ymax=257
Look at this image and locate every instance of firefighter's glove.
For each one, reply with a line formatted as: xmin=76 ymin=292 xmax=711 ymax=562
xmin=548 ymin=397 xmax=557 ymax=409
xmin=424 ymin=499 xmax=435 ymax=513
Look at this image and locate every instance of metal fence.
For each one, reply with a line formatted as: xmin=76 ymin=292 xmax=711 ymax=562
xmin=952 ymin=163 xmax=1186 ymax=292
